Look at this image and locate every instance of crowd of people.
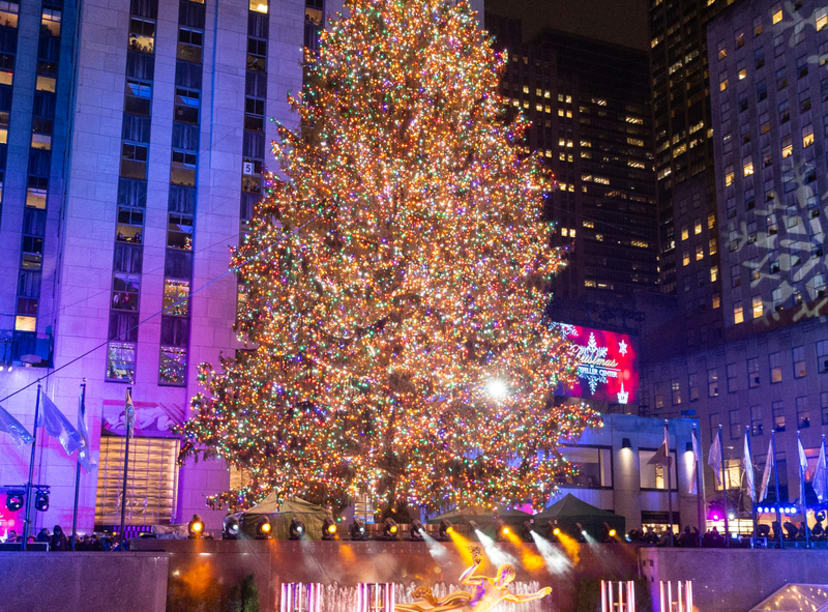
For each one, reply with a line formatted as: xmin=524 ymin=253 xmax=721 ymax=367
xmin=3 ymin=525 xmax=122 ymax=551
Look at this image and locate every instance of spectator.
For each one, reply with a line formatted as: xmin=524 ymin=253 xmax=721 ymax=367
xmin=6 ymin=530 xmax=18 ymax=544
xmin=50 ymin=525 xmax=68 ymax=551
xmin=36 ymin=528 xmax=50 ymax=543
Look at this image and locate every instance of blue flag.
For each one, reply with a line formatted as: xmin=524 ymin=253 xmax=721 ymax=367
xmin=0 ymin=404 xmax=34 ymax=445
xmin=77 ymin=390 xmax=96 ymax=471
xmin=39 ymin=393 xmax=84 ymax=456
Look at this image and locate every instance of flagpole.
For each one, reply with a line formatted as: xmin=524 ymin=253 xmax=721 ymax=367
xmin=771 ymin=431 xmax=783 ymax=548
xmin=717 ymin=425 xmax=730 ymax=546
xmin=693 ymin=425 xmax=704 ymax=547
xmin=118 ymin=384 xmax=132 ymax=550
xmin=71 ymin=379 xmax=87 ymax=551
xmin=21 ymin=384 xmax=42 ymax=550
xmin=797 ymin=430 xmax=810 ymax=548
xmin=665 ymin=420 xmax=674 ymax=546
xmin=746 ymin=426 xmax=757 ymax=546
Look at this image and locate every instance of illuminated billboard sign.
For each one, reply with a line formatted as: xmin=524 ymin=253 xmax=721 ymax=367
xmin=556 ymin=323 xmax=638 ymax=405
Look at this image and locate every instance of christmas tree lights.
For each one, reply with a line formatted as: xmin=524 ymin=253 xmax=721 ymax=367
xmin=176 ymin=0 xmax=601 ymax=513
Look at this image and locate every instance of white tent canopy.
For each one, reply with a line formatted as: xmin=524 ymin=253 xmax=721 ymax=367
xmin=751 ymin=584 xmax=828 ymax=612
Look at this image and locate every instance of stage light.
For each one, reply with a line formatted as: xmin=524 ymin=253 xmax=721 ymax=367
xmin=256 ymin=517 xmax=272 ymax=539
xmin=383 ymin=517 xmax=399 ymax=540
xmin=5 ymin=491 xmax=23 ymax=512
xmin=521 ymin=519 xmax=535 ymax=541
xmin=289 ymin=517 xmax=305 ymax=540
xmin=188 ymin=514 xmax=204 ymax=538
xmin=409 ymin=520 xmax=425 ymax=541
xmin=34 ymin=490 xmax=49 ymax=512
xmin=350 ymin=518 xmax=368 ymax=540
xmin=495 ymin=520 xmax=510 ymax=541
xmin=727 ymin=513 xmax=735 ymax=520
xmin=322 ymin=517 xmax=337 ymax=540
xmin=222 ymin=516 xmax=240 ymax=540
xmin=608 ymin=529 xmax=617 ymax=538
xmin=438 ymin=520 xmax=452 ymax=541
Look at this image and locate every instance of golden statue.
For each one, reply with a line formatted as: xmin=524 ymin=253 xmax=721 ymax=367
xmin=395 ymin=546 xmax=552 ymax=611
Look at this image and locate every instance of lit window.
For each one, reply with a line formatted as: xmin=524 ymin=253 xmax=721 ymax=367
xmin=41 ymin=8 xmax=61 ymax=36
xmin=743 ymin=157 xmax=754 ymax=176
xmin=724 ymin=166 xmax=735 ymax=187
xmin=720 ymin=77 xmax=728 ymax=91
xmin=696 ymin=245 xmax=704 ymax=261
xmin=0 ymin=70 xmax=12 ymax=86
xmin=535 ymin=88 xmax=542 ymax=97
xmin=566 ymin=95 xmax=572 ymax=103
xmin=733 ymin=303 xmax=744 ymax=324
xmin=782 ymin=142 xmax=793 ymax=158
xmin=694 ymin=222 xmax=702 ymax=235
xmin=536 ymin=103 xmax=543 ymax=112
xmin=738 ymin=68 xmax=747 ymax=80
xmin=249 ymin=0 xmax=268 ymax=13
xmin=718 ymin=44 xmax=727 ymax=60
xmin=713 ymin=294 xmax=721 ymax=309
xmin=31 ymin=133 xmax=51 ymax=150
xmin=15 ymin=315 xmax=36 ymax=332
xmin=710 ymin=265 xmax=719 ymax=282
xmin=543 ymin=90 xmax=550 ymax=98
xmin=772 ymin=5 xmax=782 ymax=24
xmin=802 ymin=125 xmax=814 ymax=148
xmin=682 ymin=252 xmax=690 ymax=266
xmin=708 ymin=213 xmax=715 ymax=229
xmin=35 ymin=76 xmax=56 ymax=92
xmin=570 ymin=229 xmax=576 ymax=238
xmin=709 ymin=238 xmax=718 ymax=255
xmin=0 ymin=2 xmax=19 ymax=28
xmin=626 ymin=137 xmax=644 ymax=147
xmin=681 ymin=227 xmax=689 ymax=240
xmin=163 ymin=279 xmax=190 ymax=317
xmin=752 ymin=296 xmax=763 ymax=318
xmin=159 ymin=347 xmax=187 ymax=385
xmin=817 ymin=8 xmax=827 ymax=31
xmin=26 ymin=188 xmax=47 ymax=209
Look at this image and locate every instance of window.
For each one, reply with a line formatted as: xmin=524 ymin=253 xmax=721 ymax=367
xmin=162 ymin=279 xmax=189 ymax=317
xmin=817 ymin=7 xmax=827 ymax=31
xmin=818 ymin=340 xmax=828 ymax=373
xmin=561 ymin=446 xmax=612 ymax=488
xmin=689 ymin=373 xmax=699 ymax=401
xmin=743 ymin=156 xmax=754 ymax=176
xmin=802 ymin=125 xmax=814 ymax=148
xmin=681 ymin=226 xmax=689 ymax=240
xmin=710 ymin=265 xmax=719 ymax=282
xmin=750 ymin=295 xmax=763 ymax=319
xmin=713 ymin=293 xmax=721 ymax=309
xmin=159 ymin=346 xmax=187 ymax=385
xmin=792 ymin=346 xmax=806 ymax=378
xmin=748 ymin=357 xmax=760 ymax=388
xmin=733 ymin=303 xmax=744 ymax=324
xmin=682 ymin=251 xmax=690 ymax=266
xmin=94 ymin=436 xmax=179 ymax=525
xmin=639 ymin=449 xmax=678 ymax=490
xmin=106 ymin=341 xmax=135 ymax=381
xmin=794 ymin=396 xmax=810 ymax=428
xmin=773 ymin=400 xmax=786 ymax=431
xmin=709 ymin=238 xmax=717 ymax=255
xmin=822 ymin=392 xmax=828 ymax=425
xmin=729 ymin=408 xmax=742 ymax=440
xmin=751 ymin=405 xmax=764 ymax=436
xmin=770 ymin=351 xmax=783 ymax=383
xmin=726 ymin=363 xmax=739 ymax=392
xmin=724 ymin=165 xmax=735 ymax=187
xmin=671 ymin=379 xmax=681 ymax=405
xmin=772 ymin=5 xmax=782 ymax=24
xmin=708 ymin=368 xmax=720 ymax=397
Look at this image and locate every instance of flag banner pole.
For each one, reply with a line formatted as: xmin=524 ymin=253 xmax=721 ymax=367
xmin=797 ymin=430 xmax=810 ymax=548
xmin=745 ymin=426 xmax=757 ymax=546
xmin=71 ymin=380 xmax=87 ymax=551
xmin=718 ymin=425 xmax=729 ymax=546
xmin=693 ymin=426 xmax=704 ymax=546
xmin=22 ymin=384 xmax=42 ymax=550
xmin=119 ymin=385 xmax=133 ymax=549
xmin=772 ymin=431 xmax=783 ymax=548
xmin=665 ymin=420 xmax=674 ymax=546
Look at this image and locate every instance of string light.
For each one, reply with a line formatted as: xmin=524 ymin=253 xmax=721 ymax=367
xmin=176 ymin=0 xmax=600 ymax=513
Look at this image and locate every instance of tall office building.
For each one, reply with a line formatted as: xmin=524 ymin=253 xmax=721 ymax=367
xmin=641 ymin=0 xmax=828 ymax=514
xmin=486 ymin=15 xmax=659 ymax=320
xmin=649 ymin=0 xmax=732 ymax=347
xmin=0 ymin=0 xmax=307 ymax=533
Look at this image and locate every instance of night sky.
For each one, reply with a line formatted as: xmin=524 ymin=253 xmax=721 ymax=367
xmin=484 ymin=0 xmax=650 ymax=51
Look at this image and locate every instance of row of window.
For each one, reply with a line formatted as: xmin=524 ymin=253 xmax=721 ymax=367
xmin=560 ymin=445 xmax=679 ymax=491
xmin=15 ymin=3 xmax=61 ymax=334
xmin=106 ymin=0 xmax=159 ymax=383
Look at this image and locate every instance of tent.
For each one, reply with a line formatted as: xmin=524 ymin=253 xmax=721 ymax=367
xmin=427 ymin=507 xmax=533 ymax=537
xmin=230 ymin=496 xmax=329 ymax=540
xmin=532 ymin=494 xmax=625 ymax=540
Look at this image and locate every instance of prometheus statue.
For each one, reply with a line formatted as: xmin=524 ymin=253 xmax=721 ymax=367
xmin=396 ymin=546 xmax=552 ymax=611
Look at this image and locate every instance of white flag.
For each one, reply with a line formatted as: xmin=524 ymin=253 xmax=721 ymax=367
xmin=77 ymin=389 xmax=96 ymax=471
xmin=759 ymin=437 xmax=774 ymax=502
xmin=648 ymin=426 xmax=672 ymax=466
xmin=0 ymin=404 xmax=34 ymax=446
xmin=39 ymin=393 xmax=84 ymax=456
xmin=814 ymin=440 xmax=827 ymax=503
xmin=797 ymin=437 xmax=809 ymax=473
xmin=743 ymin=431 xmax=756 ymax=502
xmin=690 ymin=428 xmax=700 ymax=494
xmin=708 ymin=428 xmax=722 ymax=486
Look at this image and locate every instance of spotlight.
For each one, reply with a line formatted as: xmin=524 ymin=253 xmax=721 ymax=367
xmin=608 ymin=529 xmax=617 ymax=538
xmin=383 ymin=517 xmax=399 ymax=540
xmin=350 ymin=518 xmax=368 ymax=540
xmin=438 ymin=519 xmax=453 ymax=541
xmin=256 ymin=517 xmax=272 ymax=539
xmin=496 ymin=520 xmax=510 ymax=541
xmin=547 ymin=520 xmax=561 ymax=538
xmin=223 ymin=516 xmax=240 ymax=540
xmin=289 ymin=517 xmax=305 ymax=540
xmin=409 ymin=520 xmax=425 ymax=541
xmin=553 ymin=527 xmax=561 ymax=536
xmin=34 ymin=490 xmax=49 ymax=512
xmin=188 ymin=514 xmax=204 ymax=538
xmin=5 ymin=491 xmax=24 ymax=512
xmin=322 ymin=517 xmax=338 ymax=540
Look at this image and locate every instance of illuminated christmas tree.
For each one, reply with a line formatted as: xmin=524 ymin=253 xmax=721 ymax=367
xmin=177 ymin=0 xmax=601 ymax=513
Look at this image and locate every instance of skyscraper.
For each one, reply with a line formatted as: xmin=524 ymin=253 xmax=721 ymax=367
xmin=0 ymin=0 xmax=305 ymax=532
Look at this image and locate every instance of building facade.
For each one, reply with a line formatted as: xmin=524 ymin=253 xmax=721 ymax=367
xmin=642 ymin=0 xmax=828 ymax=518
xmin=0 ymin=0 xmax=307 ymax=535
xmin=485 ymin=16 xmax=659 ymax=306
